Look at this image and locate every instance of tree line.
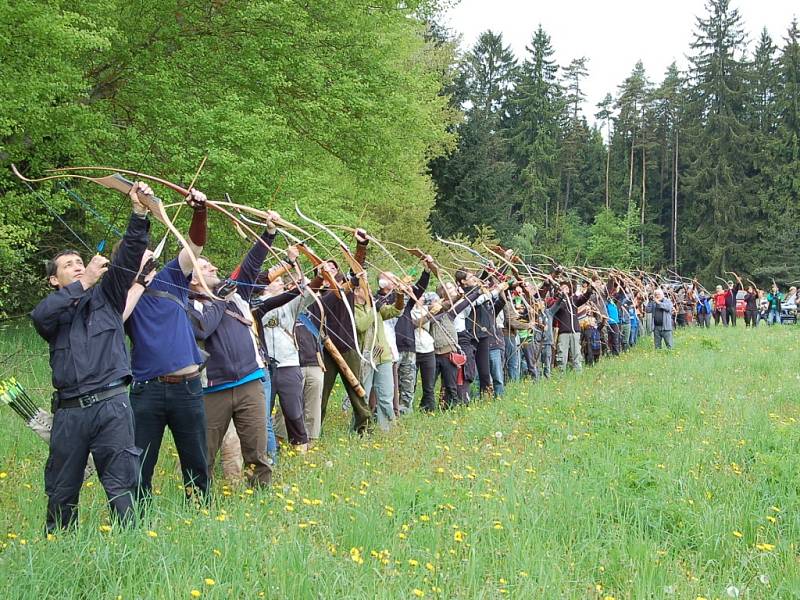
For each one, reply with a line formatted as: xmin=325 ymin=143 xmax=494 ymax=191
xmin=0 ymin=0 xmax=457 ymax=317
xmin=429 ymin=0 xmax=800 ymax=286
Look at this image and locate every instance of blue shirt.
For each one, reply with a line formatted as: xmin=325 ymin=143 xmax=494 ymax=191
xmin=204 ymin=368 xmax=264 ymax=394
xmin=128 ymin=258 xmax=204 ymax=382
xmin=606 ymin=301 xmax=619 ymax=325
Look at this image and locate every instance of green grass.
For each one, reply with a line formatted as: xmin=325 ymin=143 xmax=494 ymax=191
xmin=1 ymin=322 xmax=799 ymax=599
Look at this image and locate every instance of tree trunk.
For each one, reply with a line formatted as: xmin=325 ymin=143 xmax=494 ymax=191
xmin=605 ymin=136 xmax=610 ymax=210
xmin=640 ymin=147 xmax=646 ymax=267
xmin=672 ymin=130 xmax=679 ymax=269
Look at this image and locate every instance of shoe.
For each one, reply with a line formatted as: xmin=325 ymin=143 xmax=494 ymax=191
xmin=295 ymin=443 xmax=309 ymax=454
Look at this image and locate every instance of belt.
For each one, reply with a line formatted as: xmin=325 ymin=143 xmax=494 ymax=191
xmin=156 ymin=371 xmax=202 ymax=384
xmin=58 ymin=380 xmax=127 ymax=409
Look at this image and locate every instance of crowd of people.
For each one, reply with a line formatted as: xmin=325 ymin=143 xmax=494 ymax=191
xmin=31 ymin=183 xmax=780 ymax=532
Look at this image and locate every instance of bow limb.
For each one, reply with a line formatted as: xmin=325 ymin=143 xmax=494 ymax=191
xmin=12 ymin=164 xmax=221 ymax=301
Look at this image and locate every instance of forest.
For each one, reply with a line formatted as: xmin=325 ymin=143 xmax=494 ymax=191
xmin=431 ymin=0 xmax=800 ymax=286
xmin=0 ymin=0 xmax=798 ymax=318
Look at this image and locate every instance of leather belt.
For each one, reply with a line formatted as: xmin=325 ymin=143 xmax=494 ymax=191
xmin=156 ymin=371 xmax=202 ymax=384
xmin=58 ymin=381 xmax=127 ymax=409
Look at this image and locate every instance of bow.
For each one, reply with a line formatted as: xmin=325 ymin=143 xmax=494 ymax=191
xmin=11 ymin=164 xmax=221 ymax=300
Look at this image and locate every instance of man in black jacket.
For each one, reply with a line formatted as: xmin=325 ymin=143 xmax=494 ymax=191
xmin=553 ymin=280 xmax=593 ymax=372
xmin=188 ymin=211 xmax=289 ymax=487
xmin=31 ymin=182 xmax=151 ymax=532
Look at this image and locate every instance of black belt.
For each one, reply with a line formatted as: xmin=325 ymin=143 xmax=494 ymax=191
xmin=57 ymin=380 xmax=127 ymax=409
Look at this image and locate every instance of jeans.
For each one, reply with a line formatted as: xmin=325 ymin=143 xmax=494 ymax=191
xmin=130 ymin=377 xmax=208 ymax=500
xmin=504 ymin=334 xmax=520 ymax=382
xmin=261 ymin=375 xmax=277 ymax=457
xmin=362 ymin=361 xmax=395 ymax=429
xmin=620 ymin=323 xmax=631 ymax=351
xmin=767 ymin=309 xmax=781 ymax=325
xmin=397 ymin=351 xmax=417 ymax=413
xmin=539 ymin=344 xmax=553 ymax=379
xmin=488 ymin=348 xmax=504 ymax=396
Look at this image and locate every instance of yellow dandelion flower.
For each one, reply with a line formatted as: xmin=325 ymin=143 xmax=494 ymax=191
xmin=454 ymin=530 xmax=465 ymax=543
xmin=408 ymin=559 xmax=419 ymax=567
xmin=412 ymin=589 xmax=425 ymax=597
xmin=419 ymin=514 xmax=430 ymax=522
xmin=204 ymin=579 xmax=215 ymax=586
xmin=0 ymin=472 xmax=7 ymax=479
xmin=755 ymin=542 xmax=775 ymax=552
xmin=766 ymin=516 xmax=777 ymax=524
xmin=732 ymin=530 xmax=743 ymax=538
xmin=190 ymin=591 xmax=201 ymax=598
xmin=146 ymin=530 xmax=158 ymax=538
xmin=398 ymin=532 xmax=407 ymax=540
xmin=425 ymin=562 xmax=435 ymax=571
xmin=99 ymin=525 xmax=112 ymax=533
xmin=492 ymin=521 xmax=504 ymax=530
xmin=212 ymin=549 xmax=222 ymax=557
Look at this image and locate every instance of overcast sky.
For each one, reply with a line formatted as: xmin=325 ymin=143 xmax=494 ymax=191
xmin=444 ymin=0 xmax=798 ymax=120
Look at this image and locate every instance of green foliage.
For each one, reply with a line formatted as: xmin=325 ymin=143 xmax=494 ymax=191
xmin=431 ymin=4 xmax=800 ymax=282
xmin=587 ymin=208 xmax=637 ymax=267
xmin=0 ymin=0 xmax=457 ymax=315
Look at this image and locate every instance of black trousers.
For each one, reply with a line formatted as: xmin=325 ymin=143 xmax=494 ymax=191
xmin=435 ymin=353 xmax=460 ymax=408
xmin=416 ymin=351 xmax=437 ymax=412
xmin=321 ymin=348 xmax=372 ymax=433
xmin=607 ymin=324 xmax=621 ymax=356
xmin=46 ymin=393 xmax=139 ymax=532
xmin=744 ymin=309 xmax=757 ymax=327
xmin=456 ymin=331 xmax=476 ymax=402
xmin=270 ymin=365 xmax=308 ymax=445
xmin=474 ymin=336 xmax=492 ymax=395
xmin=130 ymin=377 xmax=209 ymax=500
xmin=727 ymin=307 xmax=737 ymax=326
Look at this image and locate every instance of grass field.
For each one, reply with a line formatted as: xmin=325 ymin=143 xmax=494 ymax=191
xmin=0 ymin=321 xmax=799 ymax=599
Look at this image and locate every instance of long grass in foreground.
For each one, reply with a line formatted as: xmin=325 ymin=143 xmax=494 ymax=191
xmin=0 ymin=322 xmax=798 ymax=599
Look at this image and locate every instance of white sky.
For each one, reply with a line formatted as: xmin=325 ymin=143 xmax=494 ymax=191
xmin=444 ymin=0 xmax=798 ymax=120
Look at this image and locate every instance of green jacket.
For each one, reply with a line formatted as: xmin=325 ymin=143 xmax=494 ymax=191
xmin=355 ymin=301 xmax=402 ymax=365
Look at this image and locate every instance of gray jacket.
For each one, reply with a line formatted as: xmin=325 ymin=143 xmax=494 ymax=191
xmin=647 ymin=299 xmax=674 ymax=331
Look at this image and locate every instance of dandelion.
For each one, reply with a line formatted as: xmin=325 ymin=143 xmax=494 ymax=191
xmin=212 ymin=549 xmax=222 ymax=557
xmin=99 ymin=525 xmax=112 ymax=533
xmin=204 ymin=579 xmax=215 ymax=586
xmin=755 ymin=542 xmax=775 ymax=552
xmin=146 ymin=530 xmax=158 ymax=538
xmin=0 ymin=472 xmax=7 ymax=479
xmin=425 ymin=562 xmax=435 ymax=571
xmin=412 ymin=590 xmax=425 ymax=598
xmin=758 ymin=574 xmax=770 ymax=585
xmin=190 ymin=591 xmax=201 ymax=598
xmin=350 ymin=547 xmax=364 ymax=565
xmin=408 ymin=559 xmax=419 ymax=567
xmin=732 ymin=530 xmax=743 ymax=538
xmin=419 ymin=514 xmax=430 ymax=522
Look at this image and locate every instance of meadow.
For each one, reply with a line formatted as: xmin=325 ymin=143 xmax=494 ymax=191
xmin=0 ymin=322 xmax=798 ymax=599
